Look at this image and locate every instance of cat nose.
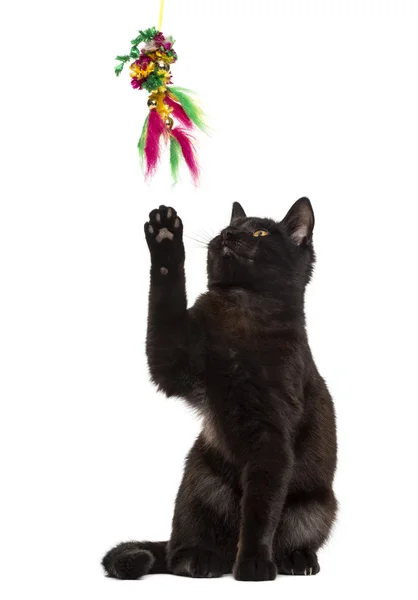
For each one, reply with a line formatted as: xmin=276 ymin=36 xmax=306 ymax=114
xmin=221 ymin=230 xmax=234 ymax=241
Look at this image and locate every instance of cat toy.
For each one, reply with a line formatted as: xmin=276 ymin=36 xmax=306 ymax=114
xmin=114 ymin=1 xmax=207 ymax=184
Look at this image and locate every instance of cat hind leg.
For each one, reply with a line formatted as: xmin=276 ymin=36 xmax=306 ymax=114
xmin=275 ymin=489 xmax=337 ymax=576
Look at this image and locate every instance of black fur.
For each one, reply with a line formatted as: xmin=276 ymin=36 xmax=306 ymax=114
xmin=102 ymin=199 xmax=337 ymax=581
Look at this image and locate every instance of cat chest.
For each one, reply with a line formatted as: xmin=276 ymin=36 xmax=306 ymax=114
xmin=212 ymin=306 xmax=273 ymax=342
xmin=209 ymin=308 xmax=294 ymax=354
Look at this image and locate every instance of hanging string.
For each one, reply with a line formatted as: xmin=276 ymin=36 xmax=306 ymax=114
xmin=158 ymin=0 xmax=165 ymax=30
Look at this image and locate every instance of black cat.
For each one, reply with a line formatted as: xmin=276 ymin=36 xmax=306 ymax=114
xmin=102 ymin=199 xmax=337 ymax=581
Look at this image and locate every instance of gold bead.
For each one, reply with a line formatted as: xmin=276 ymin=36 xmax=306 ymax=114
xmin=156 ymin=60 xmax=170 ymax=72
xmin=165 ymin=116 xmax=174 ymax=131
xmin=147 ymin=98 xmax=157 ymax=109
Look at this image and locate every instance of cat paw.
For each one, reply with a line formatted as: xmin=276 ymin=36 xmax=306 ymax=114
xmin=170 ymin=547 xmax=227 ymax=578
xmin=278 ymin=549 xmax=320 ymax=576
xmin=145 ymin=206 xmax=182 ymax=244
xmin=233 ymin=555 xmax=277 ymax=581
xmin=144 ymin=206 xmax=184 ymax=271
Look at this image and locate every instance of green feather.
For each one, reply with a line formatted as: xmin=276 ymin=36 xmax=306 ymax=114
xmin=169 ymin=87 xmax=208 ymax=133
xmin=137 ymin=115 xmax=149 ymax=165
xmin=170 ymin=136 xmax=182 ymax=183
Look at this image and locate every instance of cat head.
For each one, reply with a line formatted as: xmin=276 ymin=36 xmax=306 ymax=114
xmin=207 ymin=198 xmax=315 ymax=294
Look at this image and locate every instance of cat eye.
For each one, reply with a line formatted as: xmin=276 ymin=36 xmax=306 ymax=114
xmin=253 ymin=230 xmax=269 ymax=237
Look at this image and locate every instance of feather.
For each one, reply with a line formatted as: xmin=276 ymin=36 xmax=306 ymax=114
xmin=144 ymin=109 xmax=167 ymax=177
xmin=137 ymin=114 xmax=149 ymax=165
xmin=169 ymin=87 xmax=208 ymax=133
xmin=169 ymin=136 xmax=182 ymax=183
xmin=165 ymin=94 xmax=193 ymax=129
xmin=170 ymin=127 xmax=199 ymax=183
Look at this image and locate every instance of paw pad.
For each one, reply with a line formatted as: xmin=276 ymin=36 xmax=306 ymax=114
xmin=144 ymin=205 xmax=184 ymax=266
xmin=156 ymin=228 xmax=174 ymax=243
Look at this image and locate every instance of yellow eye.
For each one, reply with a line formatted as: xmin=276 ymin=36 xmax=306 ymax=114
xmin=253 ymin=230 xmax=269 ymax=237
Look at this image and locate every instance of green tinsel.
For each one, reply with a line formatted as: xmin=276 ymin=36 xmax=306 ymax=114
xmin=141 ymin=71 xmax=165 ymax=93
xmin=129 ymin=47 xmax=140 ymax=59
xmin=115 ymin=27 xmax=158 ymax=76
xmin=130 ymin=27 xmax=158 ymax=46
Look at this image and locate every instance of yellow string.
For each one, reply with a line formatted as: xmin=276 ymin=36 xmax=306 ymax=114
xmin=158 ymin=0 xmax=165 ymax=30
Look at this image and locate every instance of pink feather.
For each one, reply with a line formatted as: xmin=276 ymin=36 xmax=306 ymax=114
xmin=144 ymin=109 xmax=167 ymax=177
xmin=165 ymin=95 xmax=193 ymax=129
xmin=170 ymin=127 xmax=199 ymax=183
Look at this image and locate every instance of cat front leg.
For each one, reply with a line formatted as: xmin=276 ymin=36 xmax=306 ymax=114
xmin=144 ymin=206 xmax=203 ymax=401
xmin=233 ymin=420 xmax=294 ymax=581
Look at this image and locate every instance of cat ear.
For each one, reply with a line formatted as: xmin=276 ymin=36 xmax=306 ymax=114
xmin=282 ymin=197 xmax=315 ymax=245
xmin=230 ymin=202 xmax=246 ymax=224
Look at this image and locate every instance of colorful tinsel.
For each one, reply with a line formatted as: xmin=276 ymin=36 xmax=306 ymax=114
xmin=115 ymin=27 xmax=206 ymax=183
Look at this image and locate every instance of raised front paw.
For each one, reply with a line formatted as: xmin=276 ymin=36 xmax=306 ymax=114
xmin=144 ymin=205 xmax=184 ymax=270
xmin=233 ymin=555 xmax=277 ymax=582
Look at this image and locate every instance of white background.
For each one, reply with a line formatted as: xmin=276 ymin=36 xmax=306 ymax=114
xmin=1 ymin=1 xmax=417 ymax=598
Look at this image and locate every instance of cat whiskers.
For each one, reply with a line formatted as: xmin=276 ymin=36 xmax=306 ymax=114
xmin=186 ymin=229 xmax=212 ymax=249
xmin=199 ymin=226 xmax=217 ymax=241
xmin=185 ymin=235 xmax=208 ymax=249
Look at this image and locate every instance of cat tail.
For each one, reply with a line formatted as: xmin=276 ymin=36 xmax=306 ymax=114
xmin=102 ymin=540 xmax=168 ymax=579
